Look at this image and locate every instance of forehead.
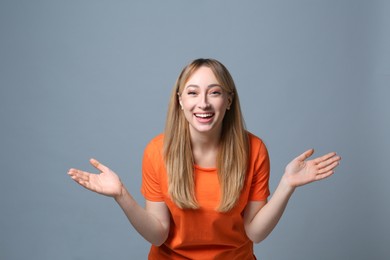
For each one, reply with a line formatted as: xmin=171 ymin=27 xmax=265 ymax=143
xmin=185 ymin=66 xmax=220 ymax=86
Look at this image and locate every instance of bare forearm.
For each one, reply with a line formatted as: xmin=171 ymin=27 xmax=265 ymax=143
xmin=246 ymin=149 xmax=341 ymax=243
xmin=114 ymin=187 xmax=168 ymax=246
xmin=247 ymin=178 xmax=295 ymax=243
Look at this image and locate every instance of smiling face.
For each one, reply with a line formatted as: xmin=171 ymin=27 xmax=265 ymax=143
xmin=178 ymin=66 xmax=232 ymax=139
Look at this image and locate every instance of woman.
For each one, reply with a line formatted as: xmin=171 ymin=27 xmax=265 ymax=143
xmin=68 ymin=58 xmax=341 ymax=259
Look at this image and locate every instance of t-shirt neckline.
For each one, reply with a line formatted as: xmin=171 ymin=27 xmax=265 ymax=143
xmin=194 ymin=164 xmax=217 ymax=172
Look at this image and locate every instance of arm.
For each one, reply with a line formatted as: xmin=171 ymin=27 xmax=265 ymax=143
xmin=244 ymin=149 xmax=341 ymax=243
xmin=115 ymin=189 xmax=170 ymax=246
xmin=68 ymin=159 xmax=170 ymax=246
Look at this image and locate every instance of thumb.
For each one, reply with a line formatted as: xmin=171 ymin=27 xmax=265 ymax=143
xmin=90 ymin=158 xmax=109 ymax=173
xmin=295 ymin=148 xmax=314 ymax=161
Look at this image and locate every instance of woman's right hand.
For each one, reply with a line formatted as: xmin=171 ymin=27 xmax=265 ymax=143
xmin=68 ymin=158 xmax=123 ymax=198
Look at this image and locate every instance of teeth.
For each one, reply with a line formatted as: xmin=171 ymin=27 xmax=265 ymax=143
xmin=195 ymin=113 xmax=213 ymax=118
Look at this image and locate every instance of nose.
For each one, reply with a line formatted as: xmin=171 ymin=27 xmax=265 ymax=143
xmin=198 ymin=93 xmax=211 ymax=109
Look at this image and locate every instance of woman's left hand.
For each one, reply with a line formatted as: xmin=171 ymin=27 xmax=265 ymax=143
xmin=283 ymin=149 xmax=341 ymax=188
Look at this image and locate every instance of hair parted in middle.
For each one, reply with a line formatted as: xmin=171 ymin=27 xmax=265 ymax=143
xmin=163 ymin=58 xmax=249 ymax=212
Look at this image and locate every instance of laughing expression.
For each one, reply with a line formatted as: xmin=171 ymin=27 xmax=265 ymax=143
xmin=179 ymin=66 xmax=232 ymax=138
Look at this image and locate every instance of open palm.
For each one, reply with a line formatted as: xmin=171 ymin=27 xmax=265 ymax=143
xmin=284 ymin=149 xmax=341 ymax=188
xmin=68 ymin=159 xmax=123 ymax=197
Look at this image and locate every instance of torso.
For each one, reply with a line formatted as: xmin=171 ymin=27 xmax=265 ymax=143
xmin=141 ymin=132 xmax=270 ymax=260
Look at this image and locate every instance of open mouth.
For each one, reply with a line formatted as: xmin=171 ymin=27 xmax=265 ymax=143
xmin=194 ymin=113 xmax=214 ymax=119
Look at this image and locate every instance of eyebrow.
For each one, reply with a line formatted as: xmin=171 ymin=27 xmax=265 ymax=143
xmin=185 ymin=84 xmax=222 ymax=89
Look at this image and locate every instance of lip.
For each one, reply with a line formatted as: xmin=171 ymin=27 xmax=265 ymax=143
xmin=194 ymin=113 xmax=215 ymax=123
xmin=194 ymin=113 xmax=214 ymax=117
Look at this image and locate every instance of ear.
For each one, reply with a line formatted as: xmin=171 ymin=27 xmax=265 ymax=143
xmin=227 ymin=92 xmax=234 ymax=107
xmin=177 ymin=92 xmax=183 ymax=108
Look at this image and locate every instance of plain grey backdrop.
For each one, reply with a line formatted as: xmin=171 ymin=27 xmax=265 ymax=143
xmin=1 ymin=0 xmax=389 ymax=259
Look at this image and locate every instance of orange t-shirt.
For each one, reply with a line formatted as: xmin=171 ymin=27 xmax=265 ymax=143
xmin=141 ymin=132 xmax=270 ymax=260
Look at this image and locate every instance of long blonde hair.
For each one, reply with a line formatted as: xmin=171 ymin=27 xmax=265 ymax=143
xmin=164 ymin=58 xmax=249 ymax=212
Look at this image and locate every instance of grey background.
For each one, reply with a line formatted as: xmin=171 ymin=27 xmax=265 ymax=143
xmin=1 ymin=0 xmax=389 ymax=259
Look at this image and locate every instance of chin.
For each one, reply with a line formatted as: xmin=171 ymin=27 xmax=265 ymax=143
xmin=190 ymin=124 xmax=220 ymax=135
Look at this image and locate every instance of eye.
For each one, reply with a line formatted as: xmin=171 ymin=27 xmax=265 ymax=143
xmin=209 ymin=88 xmax=222 ymax=96
xmin=187 ymin=91 xmax=197 ymax=95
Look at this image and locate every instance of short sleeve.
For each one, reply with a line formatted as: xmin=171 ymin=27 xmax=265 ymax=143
xmin=248 ymin=138 xmax=270 ymax=201
xmin=140 ymin=137 xmax=165 ymax=201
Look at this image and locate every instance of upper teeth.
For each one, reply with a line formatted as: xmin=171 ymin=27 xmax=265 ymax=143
xmin=196 ymin=113 xmax=213 ymax=118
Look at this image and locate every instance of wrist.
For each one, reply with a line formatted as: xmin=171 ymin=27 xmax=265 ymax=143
xmin=280 ymin=175 xmax=296 ymax=194
xmin=114 ymin=185 xmax=128 ymax=202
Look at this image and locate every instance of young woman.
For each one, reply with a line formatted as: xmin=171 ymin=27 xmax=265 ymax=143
xmin=68 ymin=58 xmax=341 ymax=259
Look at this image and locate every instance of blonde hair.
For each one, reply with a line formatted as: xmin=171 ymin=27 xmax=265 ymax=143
xmin=164 ymin=58 xmax=249 ymax=212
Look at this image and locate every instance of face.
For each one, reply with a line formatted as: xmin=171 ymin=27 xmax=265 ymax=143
xmin=178 ymin=66 xmax=232 ymax=138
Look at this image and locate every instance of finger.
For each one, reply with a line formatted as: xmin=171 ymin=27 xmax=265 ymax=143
xmin=317 ymin=155 xmax=341 ymax=169
xmin=68 ymin=169 xmax=97 ymax=190
xmin=295 ymin=149 xmax=314 ymax=161
xmin=68 ymin=168 xmax=90 ymax=182
xmin=90 ymin=158 xmax=109 ymax=172
xmin=314 ymin=152 xmax=337 ymax=165
xmin=315 ymin=170 xmax=335 ymax=181
xmin=318 ymin=161 xmax=340 ymax=174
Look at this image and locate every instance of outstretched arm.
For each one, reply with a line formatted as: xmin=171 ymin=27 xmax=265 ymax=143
xmin=244 ymin=149 xmax=341 ymax=243
xmin=68 ymin=159 xmax=170 ymax=246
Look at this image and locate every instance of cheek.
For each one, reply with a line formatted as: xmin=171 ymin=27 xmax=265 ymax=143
xmin=183 ymin=109 xmax=195 ymax=122
xmin=181 ymin=98 xmax=195 ymax=110
xmin=181 ymin=101 xmax=194 ymax=115
xmin=217 ymin=99 xmax=229 ymax=111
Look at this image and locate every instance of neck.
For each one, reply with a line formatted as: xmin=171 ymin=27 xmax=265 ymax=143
xmin=189 ymin=128 xmax=221 ymax=151
xmin=189 ymin=128 xmax=222 ymax=168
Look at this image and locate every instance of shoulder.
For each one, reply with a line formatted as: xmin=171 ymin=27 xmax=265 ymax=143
xmin=247 ymin=131 xmax=266 ymax=150
xmin=148 ymin=133 xmax=164 ymax=146
xmin=246 ymin=131 xmax=269 ymax=162
xmin=144 ymin=133 xmax=164 ymax=156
